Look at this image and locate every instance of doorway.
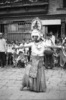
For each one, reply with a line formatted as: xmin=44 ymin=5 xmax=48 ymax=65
xmin=48 ymin=25 xmax=61 ymax=39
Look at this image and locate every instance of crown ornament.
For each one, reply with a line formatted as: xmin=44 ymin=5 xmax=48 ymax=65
xmin=31 ymin=17 xmax=42 ymax=31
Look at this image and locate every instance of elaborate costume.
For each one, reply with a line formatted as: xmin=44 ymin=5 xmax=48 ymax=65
xmin=21 ymin=29 xmax=46 ymax=92
xmin=13 ymin=18 xmax=47 ymax=92
xmin=14 ymin=18 xmax=62 ymax=92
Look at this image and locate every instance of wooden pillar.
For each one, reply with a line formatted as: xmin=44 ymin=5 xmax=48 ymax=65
xmin=61 ymin=19 xmax=65 ymax=38
xmin=4 ymin=24 xmax=8 ymax=39
xmin=42 ymin=26 xmax=45 ymax=37
xmin=45 ymin=26 xmax=48 ymax=38
xmin=45 ymin=26 xmax=48 ymax=34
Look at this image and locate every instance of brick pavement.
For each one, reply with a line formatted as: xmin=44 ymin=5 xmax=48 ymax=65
xmin=0 ymin=66 xmax=66 ymax=100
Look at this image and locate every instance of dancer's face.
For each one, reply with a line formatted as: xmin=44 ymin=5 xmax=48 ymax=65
xmin=32 ymin=36 xmax=39 ymax=42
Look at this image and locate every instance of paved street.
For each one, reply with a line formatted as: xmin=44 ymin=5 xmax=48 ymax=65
xmin=0 ymin=66 xmax=66 ymax=100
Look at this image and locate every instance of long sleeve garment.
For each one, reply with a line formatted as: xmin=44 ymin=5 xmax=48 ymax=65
xmin=0 ymin=38 xmax=7 ymax=52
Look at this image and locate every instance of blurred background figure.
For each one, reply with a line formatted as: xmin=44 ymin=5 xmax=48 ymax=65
xmin=16 ymin=51 xmax=26 ymax=68
xmin=44 ymin=33 xmax=54 ymax=69
xmin=60 ymin=37 xmax=66 ymax=69
xmin=50 ymin=31 xmax=55 ymax=45
xmin=0 ymin=32 xmax=7 ymax=67
xmin=7 ymin=43 xmax=14 ymax=65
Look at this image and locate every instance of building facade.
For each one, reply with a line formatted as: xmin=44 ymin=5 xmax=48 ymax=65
xmin=0 ymin=0 xmax=66 ymax=41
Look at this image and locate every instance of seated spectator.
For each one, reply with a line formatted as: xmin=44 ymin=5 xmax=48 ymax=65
xmin=13 ymin=51 xmax=26 ymax=68
xmin=17 ymin=51 xmax=26 ymax=68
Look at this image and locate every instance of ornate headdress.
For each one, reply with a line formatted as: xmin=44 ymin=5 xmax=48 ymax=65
xmin=31 ymin=17 xmax=43 ymax=38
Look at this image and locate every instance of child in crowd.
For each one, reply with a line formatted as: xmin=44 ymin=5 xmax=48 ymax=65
xmin=13 ymin=50 xmax=26 ymax=68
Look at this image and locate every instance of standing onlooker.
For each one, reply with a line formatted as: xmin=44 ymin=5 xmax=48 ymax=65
xmin=0 ymin=32 xmax=7 ymax=67
xmin=44 ymin=33 xmax=54 ymax=69
xmin=50 ymin=31 xmax=55 ymax=45
xmin=7 ymin=43 xmax=13 ymax=65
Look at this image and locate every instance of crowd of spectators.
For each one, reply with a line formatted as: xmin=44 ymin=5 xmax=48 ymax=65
xmin=0 ymin=31 xmax=66 ymax=69
xmin=5 ymin=39 xmax=32 ymax=68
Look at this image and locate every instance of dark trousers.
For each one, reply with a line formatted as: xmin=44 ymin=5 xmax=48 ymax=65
xmin=8 ymin=53 xmax=13 ymax=65
xmin=0 ymin=52 xmax=6 ymax=67
xmin=44 ymin=50 xmax=54 ymax=69
xmin=17 ymin=60 xmax=25 ymax=68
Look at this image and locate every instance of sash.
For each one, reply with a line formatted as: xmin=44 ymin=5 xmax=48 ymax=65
xmin=25 ymin=56 xmax=43 ymax=78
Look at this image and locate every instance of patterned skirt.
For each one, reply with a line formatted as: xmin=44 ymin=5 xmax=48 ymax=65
xmin=22 ymin=56 xmax=46 ymax=92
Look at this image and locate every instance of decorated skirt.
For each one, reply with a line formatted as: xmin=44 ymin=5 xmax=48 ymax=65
xmin=22 ymin=56 xmax=46 ymax=92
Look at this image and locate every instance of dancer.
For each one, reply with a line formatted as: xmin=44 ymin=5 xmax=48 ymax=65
xmin=14 ymin=29 xmax=47 ymax=92
xmin=14 ymin=30 xmax=63 ymax=92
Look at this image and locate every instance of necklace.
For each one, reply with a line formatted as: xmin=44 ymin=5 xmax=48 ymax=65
xmin=35 ymin=42 xmax=42 ymax=50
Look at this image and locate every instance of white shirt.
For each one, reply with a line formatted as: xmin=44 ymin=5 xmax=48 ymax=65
xmin=7 ymin=45 xmax=14 ymax=54
xmin=17 ymin=43 xmax=24 ymax=54
xmin=45 ymin=39 xmax=53 ymax=50
xmin=51 ymin=35 xmax=55 ymax=45
xmin=0 ymin=38 xmax=7 ymax=52
xmin=45 ymin=39 xmax=53 ymax=46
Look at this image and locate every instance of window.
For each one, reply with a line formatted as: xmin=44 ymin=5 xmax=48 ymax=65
xmin=63 ymin=0 xmax=66 ymax=8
